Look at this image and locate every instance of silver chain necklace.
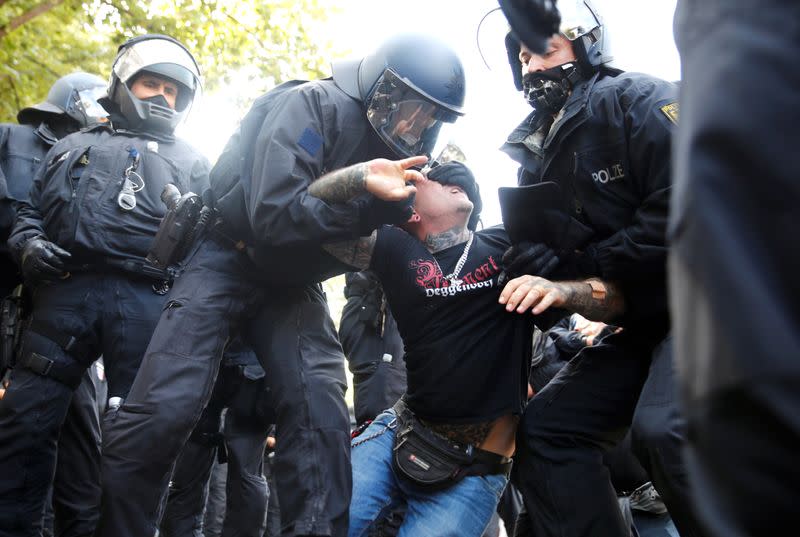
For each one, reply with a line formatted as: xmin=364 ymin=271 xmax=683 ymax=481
xmin=433 ymin=231 xmax=473 ymax=287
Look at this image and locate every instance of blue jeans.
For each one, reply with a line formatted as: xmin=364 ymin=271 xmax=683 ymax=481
xmin=349 ymin=409 xmax=508 ymax=537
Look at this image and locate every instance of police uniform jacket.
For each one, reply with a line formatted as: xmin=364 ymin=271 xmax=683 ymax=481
xmin=212 ymin=78 xmax=397 ymax=284
xmin=8 ymin=121 xmax=210 ymax=270
xmin=0 ymin=122 xmax=59 ymax=254
xmin=501 ymin=68 xmax=678 ymax=329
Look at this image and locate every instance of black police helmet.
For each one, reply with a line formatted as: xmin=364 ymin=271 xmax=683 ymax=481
xmin=18 ymin=72 xmax=108 ymax=127
xmin=427 ymin=161 xmax=482 ymax=231
xmin=107 ymin=34 xmax=201 ymax=133
xmin=331 ymin=33 xmax=466 ymax=158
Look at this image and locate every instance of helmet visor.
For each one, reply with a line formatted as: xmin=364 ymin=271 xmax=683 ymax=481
xmin=74 ymin=86 xmax=109 ymax=124
xmin=114 ymin=38 xmax=200 ymax=92
xmin=558 ymin=0 xmax=601 ymax=41
xmin=366 ymin=69 xmax=459 ymax=158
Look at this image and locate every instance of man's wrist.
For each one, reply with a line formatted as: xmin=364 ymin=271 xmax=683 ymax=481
xmin=557 ymin=277 xmax=623 ymax=322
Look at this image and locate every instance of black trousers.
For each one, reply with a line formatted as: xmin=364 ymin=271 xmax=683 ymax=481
xmin=0 ymin=274 xmax=164 ymax=537
xmin=98 ymin=237 xmax=351 ymax=537
xmin=44 ymin=366 xmax=105 ymax=537
xmin=670 ymin=1 xmax=800 ymax=536
xmin=161 ymin=364 xmax=271 ymax=537
xmin=630 ymin=335 xmax=705 ymax=537
xmin=514 ymin=334 xmax=703 ymax=537
xmin=514 ymin=329 xmax=658 ymax=536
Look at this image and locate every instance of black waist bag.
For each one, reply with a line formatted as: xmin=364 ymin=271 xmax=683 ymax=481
xmin=391 ymin=399 xmax=511 ymax=491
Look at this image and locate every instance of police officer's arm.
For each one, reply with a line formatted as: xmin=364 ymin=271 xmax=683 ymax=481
xmin=247 ymin=84 xmax=418 ymax=248
xmin=307 ymin=156 xmax=425 ymax=270
xmin=499 ymin=274 xmax=625 ymax=323
xmin=308 ymin=156 xmax=424 ymax=203
xmin=7 ymin=146 xmax=53 ymax=263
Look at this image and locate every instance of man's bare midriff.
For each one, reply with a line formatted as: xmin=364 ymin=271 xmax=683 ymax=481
xmin=421 ymin=413 xmax=518 ymax=458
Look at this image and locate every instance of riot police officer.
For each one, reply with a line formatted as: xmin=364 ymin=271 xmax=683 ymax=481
xmin=670 ymin=1 xmax=800 ymax=535
xmin=98 ymin=32 xmax=465 ymax=537
xmin=0 ymin=72 xmax=108 ymax=537
xmin=0 ymin=35 xmax=209 ymax=537
xmin=0 ymin=72 xmax=108 ymax=296
xmin=496 ymin=2 xmax=706 ymax=536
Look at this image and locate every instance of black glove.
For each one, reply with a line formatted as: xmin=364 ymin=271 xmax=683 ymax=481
xmin=500 ymin=241 xmax=560 ymax=283
xmin=20 ymin=238 xmax=71 ymax=282
xmin=498 ymin=0 xmax=561 ymax=54
xmin=552 ymin=244 xmax=600 ymax=281
xmin=499 ymin=241 xmax=602 ymax=286
xmin=357 ymin=195 xmax=415 ymax=235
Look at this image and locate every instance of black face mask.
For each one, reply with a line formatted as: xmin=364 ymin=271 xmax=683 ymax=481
xmin=522 ymin=62 xmax=579 ymax=115
xmin=143 ymin=94 xmax=171 ymax=109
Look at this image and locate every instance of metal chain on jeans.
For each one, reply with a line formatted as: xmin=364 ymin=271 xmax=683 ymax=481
xmin=351 ymin=417 xmax=397 ymax=448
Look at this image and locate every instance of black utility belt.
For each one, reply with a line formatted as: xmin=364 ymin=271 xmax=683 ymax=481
xmin=391 ymin=398 xmax=512 ymax=491
xmin=65 ymin=258 xmax=172 ymax=282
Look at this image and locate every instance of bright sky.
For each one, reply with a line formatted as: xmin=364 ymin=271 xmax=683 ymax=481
xmin=180 ymin=0 xmax=680 ymax=227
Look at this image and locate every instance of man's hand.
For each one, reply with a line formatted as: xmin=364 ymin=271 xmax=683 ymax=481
xmin=365 ymin=156 xmax=427 ymax=201
xmin=499 ymin=274 xmax=569 ymax=315
xmin=501 ymin=275 xmax=626 ymax=323
xmin=21 ymin=238 xmax=71 ymax=282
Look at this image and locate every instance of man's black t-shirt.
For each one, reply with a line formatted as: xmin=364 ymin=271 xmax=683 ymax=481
xmin=370 ymin=224 xmax=532 ymax=424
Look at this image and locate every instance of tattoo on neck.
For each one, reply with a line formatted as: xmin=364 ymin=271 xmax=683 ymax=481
xmin=424 ymin=226 xmax=470 ymax=253
xmin=308 ymin=163 xmax=368 ymax=203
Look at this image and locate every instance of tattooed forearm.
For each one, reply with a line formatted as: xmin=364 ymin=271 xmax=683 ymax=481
xmin=424 ymin=226 xmax=471 ymax=253
xmin=321 ymin=234 xmax=377 ymax=270
xmin=308 ymin=163 xmax=369 ymax=203
xmin=560 ymin=279 xmax=625 ymax=322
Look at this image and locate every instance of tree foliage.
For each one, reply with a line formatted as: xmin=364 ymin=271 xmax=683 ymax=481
xmin=0 ymin=0 xmax=339 ymax=122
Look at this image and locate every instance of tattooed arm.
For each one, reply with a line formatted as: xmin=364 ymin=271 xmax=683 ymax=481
xmin=308 ymin=156 xmax=427 ymax=270
xmin=320 ymin=234 xmax=377 ymax=271
xmin=308 ymin=156 xmax=426 ymax=202
xmin=498 ymin=275 xmax=625 ymax=322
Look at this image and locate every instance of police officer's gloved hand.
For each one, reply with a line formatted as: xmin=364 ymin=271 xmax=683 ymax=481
xmin=357 ymin=195 xmax=416 ymax=235
xmin=20 ymin=238 xmax=71 ymax=282
xmin=553 ymin=244 xmax=601 ymax=280
xmin=498 ymin=0 xmax=561 ymax=54
xmin=499 ymin=242 xmax=559 ymax=286
xmin=498 ymin=242 xmax=602 ymax=286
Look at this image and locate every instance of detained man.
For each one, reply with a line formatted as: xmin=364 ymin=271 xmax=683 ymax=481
xmin=308 ymin=160 xmax=626 ymax=537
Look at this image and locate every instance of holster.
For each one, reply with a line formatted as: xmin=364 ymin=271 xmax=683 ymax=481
xmin=391 ymin=398 xmax=511 ymax=491
xmin=146 ymin=186 xmax=210 ymax=270
xmin=0 ymin=285 xmax=26 ymax=374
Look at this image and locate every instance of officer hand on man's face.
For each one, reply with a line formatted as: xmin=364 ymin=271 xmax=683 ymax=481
xmin=364 ymin=156 xmax=428 ymax=202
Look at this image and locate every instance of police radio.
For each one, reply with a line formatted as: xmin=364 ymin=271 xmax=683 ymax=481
xmin=146 ymin=184 xmax=206 ymax=270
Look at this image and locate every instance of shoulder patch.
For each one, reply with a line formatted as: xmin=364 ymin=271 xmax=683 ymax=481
xmin=660 ymin=102 xmax=679 ymax=125
xmin=297 ymin=127 xmax=323 ymax=157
